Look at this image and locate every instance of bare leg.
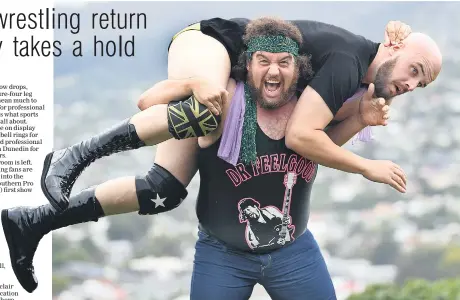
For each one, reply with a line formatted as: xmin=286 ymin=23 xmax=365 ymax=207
xmin=1 ymin=27 xmax=232 ymax=294
xmin=167 ymin=30 xmax=230 ymax=89
xmin=95 ymin=177 xmax=139 ymax=215
xmin=40 ymin=99 xmax=174 ymax=212
xmin=94 ymin=139 xmax=200 ymax=216
xmin=155 ymin=30 xmax=231 ymax=185
xmin=129 ymin=104 xmax=170 ymax=145
xmin=97 ymin=29 xmax=231 ymax=215
xmin=81 ymin=29 xmax=231 ymax=215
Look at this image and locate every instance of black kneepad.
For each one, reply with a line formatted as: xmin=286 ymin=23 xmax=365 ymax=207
xmin=167 ymin=95 xmax=221 ymax=139
xmin=135 ymin=164 xmax=188 ymax=215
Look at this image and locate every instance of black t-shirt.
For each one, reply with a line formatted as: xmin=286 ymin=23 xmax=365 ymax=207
xmin=196 ymin=122 xmax=317 ymax=253
xmin=199 ymin=18 xmax=379 ymax=116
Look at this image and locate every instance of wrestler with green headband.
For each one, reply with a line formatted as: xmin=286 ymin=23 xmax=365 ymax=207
xmin=240 ymin=34 xmax=301 ymax=164
xmin=179 ymin=19 xmax=343 ymax=298
xmin=3 ymin=17 xmax=413 ymax=295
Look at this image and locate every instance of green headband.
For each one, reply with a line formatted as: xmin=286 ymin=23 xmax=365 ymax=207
xmin=246 ymin=35 xmax=299 ymax=56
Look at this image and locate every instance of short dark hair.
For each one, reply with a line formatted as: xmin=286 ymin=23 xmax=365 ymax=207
xmin=231 ymin=16 xmax=313 ymax=82
xmin=239 ymin=198 xmax=259 ymax=210
xmin=238 ymin=198 xmax=260 ymax=222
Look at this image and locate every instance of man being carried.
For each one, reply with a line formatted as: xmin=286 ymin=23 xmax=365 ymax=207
xmin=182 ymin=17 xmax=359 ymax=298
xmin=40 ymin=17 xmax=441 ymax=216
xmin=2 ymin=17 xmax=429 ymax=295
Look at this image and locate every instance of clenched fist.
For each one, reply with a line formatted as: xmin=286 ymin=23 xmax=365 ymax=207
xmin=384 ymin=20 xmax=412 ymax=46
xmin=358 ymin=83 xmax=390 ymax=127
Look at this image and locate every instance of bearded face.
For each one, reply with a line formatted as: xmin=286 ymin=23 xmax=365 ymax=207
xmin=247 ymin=51 xmax=299 ymax=109
xmin=373 ymin=56 xmax=398 ymax=100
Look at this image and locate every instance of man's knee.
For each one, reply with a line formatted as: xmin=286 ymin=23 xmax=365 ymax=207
xmin=135 ymin=163 xmax=188 ymax=215
xmin=167 ymin=96 xmax=221 ymax=139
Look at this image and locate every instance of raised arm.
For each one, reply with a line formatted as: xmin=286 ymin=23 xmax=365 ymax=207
xmin=384 ymin=20 xmax=412 ymax=46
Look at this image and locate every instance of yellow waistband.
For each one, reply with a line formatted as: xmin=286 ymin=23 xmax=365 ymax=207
xmin=172 ymin=22 xmax=201 ymax=41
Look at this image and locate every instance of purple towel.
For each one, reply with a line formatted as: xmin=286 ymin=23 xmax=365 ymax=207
xmin=217 ymin=81 xmax=245 ymax=166
xmin=218 ymin=84 xmax=373 ymax=166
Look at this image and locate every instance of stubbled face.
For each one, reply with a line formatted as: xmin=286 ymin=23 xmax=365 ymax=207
xmin=244 ymin=206 xmax=260 ymax=220
xmin=374 ymin=50 xmax=437 ymax=100
xmin=247 ymin=51 xmax=299 ymax=109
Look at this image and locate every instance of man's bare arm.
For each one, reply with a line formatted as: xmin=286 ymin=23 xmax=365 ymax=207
xmin=285 ymin=86 xmax=369 ymax=174
xmin=138 ymin=77 xmax=227 ymax=115
xmin=285 ymin=86 xmax=407 ymax=193
xmin=326 ymin=114 xmax=366 ymax=147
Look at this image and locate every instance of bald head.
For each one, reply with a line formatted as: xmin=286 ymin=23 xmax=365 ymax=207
xmin=401 ymin=32 xmax=443 ymax=80
xmin=371 ymin=32 xmax=443 ymax=99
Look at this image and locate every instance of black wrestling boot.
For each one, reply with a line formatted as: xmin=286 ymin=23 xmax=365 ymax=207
xmin=1 ymin=187 xmax=103 ymax=293
xmin=41 ymin=119 xmax=145 ymax=212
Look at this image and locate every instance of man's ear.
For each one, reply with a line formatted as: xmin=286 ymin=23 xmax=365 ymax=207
xmin=246 ymin=52 xmax=255 ymax=72
xmin=389 ymin=42 xmax=405 ymax=56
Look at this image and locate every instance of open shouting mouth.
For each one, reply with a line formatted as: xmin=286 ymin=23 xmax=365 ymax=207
xmin=264 ymin=79 xmax=282 ymax=98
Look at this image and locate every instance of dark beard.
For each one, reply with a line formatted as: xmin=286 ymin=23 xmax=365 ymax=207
xmin=374 ymin=57 xmax=397 ymax=100
xmin=247 ymin=69 xmax=299 ymax=110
